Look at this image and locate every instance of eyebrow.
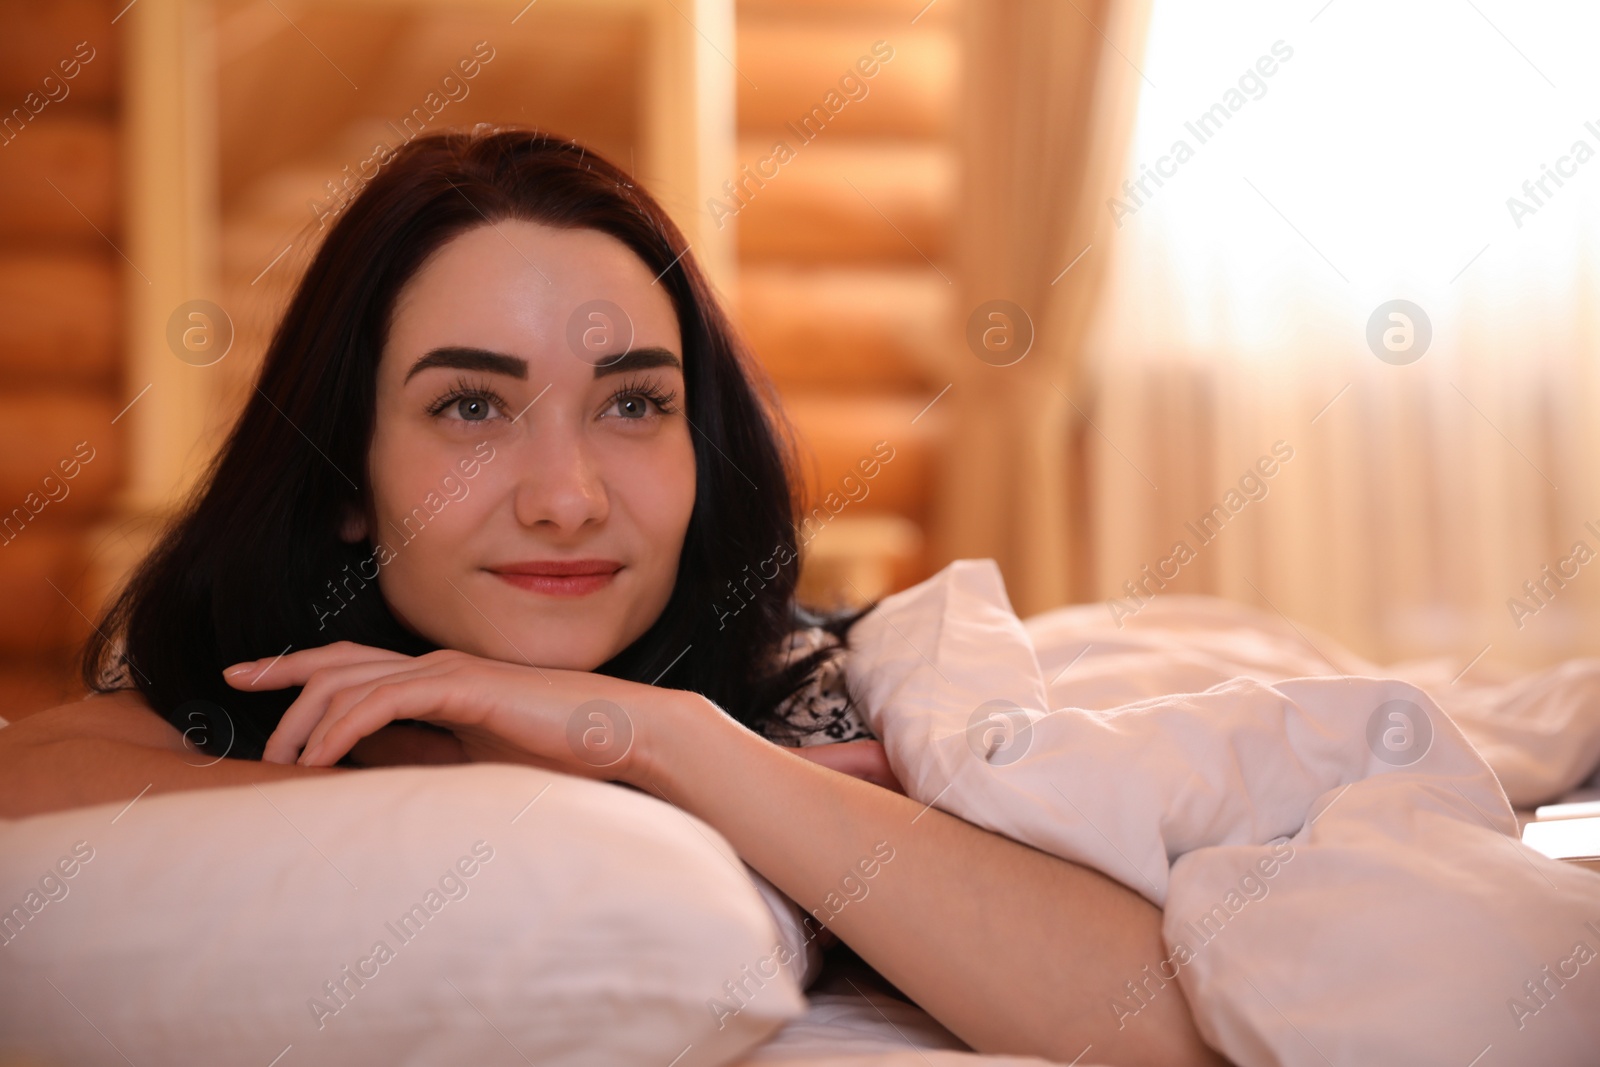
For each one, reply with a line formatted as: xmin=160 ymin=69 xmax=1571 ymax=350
xmin=404 ymin=345 xmax=682 ymax=383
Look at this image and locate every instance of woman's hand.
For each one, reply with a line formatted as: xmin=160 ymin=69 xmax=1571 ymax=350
xmin=788 ymin=740 xmax=905 ymax=794
xmin=222 ymin=641 xmax=667 ymax=782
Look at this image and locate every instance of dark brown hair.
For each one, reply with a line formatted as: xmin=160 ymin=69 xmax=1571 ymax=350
xmin=82 ymin=128 xmax=868 ymax=759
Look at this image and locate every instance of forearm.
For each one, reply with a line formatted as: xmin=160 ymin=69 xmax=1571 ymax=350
xmin=636 ymin=696 xmax=1223 ymax=1066
xmin=0 ymin=737 xmax=345 ymax=819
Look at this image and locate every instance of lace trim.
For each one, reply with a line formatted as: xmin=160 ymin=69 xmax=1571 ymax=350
xmin=761 ymin=626 xmax=876 ymax=748
xmin=95 ymin=636 xmax=134 ymax=690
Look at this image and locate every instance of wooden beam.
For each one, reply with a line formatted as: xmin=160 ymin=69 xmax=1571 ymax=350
xmin=640 ymin=0 xmax=738 ymax=298
xmin=120 ymin=0 xmax=220 ymax=513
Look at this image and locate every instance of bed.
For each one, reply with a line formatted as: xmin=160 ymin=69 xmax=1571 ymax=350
xmin=3 ymin=559 xmax=1597 ymax=1066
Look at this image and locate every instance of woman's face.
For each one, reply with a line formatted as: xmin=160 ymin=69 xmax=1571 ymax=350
xmin=345 ymin=220 xmax=696 ymax=670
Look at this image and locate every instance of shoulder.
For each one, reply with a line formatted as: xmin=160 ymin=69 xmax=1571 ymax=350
xmin=761 ymin=625 xmax=876 ymax=747
xmin=1 ymin=689 xmax=185 ymax=753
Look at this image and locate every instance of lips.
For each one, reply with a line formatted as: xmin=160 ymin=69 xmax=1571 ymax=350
xmin=492 ymin=560 xmax=622 ymax=577
xmin=487 ymin=559 xmax=622 ymax=598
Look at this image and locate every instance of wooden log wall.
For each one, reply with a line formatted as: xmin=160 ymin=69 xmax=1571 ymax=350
xmin=0 ymin=0 xmax=123 ymax=718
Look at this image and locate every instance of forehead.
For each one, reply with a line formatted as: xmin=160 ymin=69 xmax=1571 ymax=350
xmin=384 ymin=220 xmax=681 ymax=367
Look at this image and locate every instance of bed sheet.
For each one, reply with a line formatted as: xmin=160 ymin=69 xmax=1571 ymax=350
xmin=729 ymin=952 xmax=1076 ymax=1067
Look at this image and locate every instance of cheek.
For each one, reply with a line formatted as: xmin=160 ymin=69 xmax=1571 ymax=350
xmin=635 ymin=430 xmax=697 ymax=547
xmin=612 ymin=428 xmax=696 ymax=584
xmin=364 ymin=426 xmax=494 ymax=637
xmin=370 ymin=432 xmax=443 ymax=546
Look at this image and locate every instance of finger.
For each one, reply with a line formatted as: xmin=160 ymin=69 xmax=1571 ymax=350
xmin=790 ymin=741 xmax=903 ymax=793
xmin=872 ymin=767 xmax=907 ymax=795
xmin=789 ymin=739 xmax=883 ymax=773
xmin=848 ymin=742 xmax=906 ymax=794
xmin=223 ymin=641 xmax=410 ymax=692
xmin=299 ymin=666 xmax=469 ymax=767
xmin=263 ymin=658 xmax=422 ymax=764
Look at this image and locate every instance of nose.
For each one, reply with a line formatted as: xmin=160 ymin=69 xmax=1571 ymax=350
xmin=510 ymin=421 xmax=610 ymax=533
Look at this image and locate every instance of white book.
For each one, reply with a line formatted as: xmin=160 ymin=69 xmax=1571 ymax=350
xmin=1521 ymin=815 xmax=1600 ymax=874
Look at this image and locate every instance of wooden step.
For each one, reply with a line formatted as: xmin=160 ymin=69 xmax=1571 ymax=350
xmin=738 ymin=266 xmax=948 ymax=392
xmin=0 ymin=392 xmax=121 ymax=523
xmin=0 ymin=251 xmax=119 ymax=387
xmin=730 ymin=140 xmax=953 ymax=265
xmin=736 ymin=24 xmax=955 ymax=141
xmin=215 ymin=16 xmax=642 ymax=205
xmin=780 ymin=392 xmax=941 ymax=521
xmin=220 ymin=138 xmax=406 ymax=284
xmin=0 ymin=118 xmax=117 ymax=243
xmin=796 ymin=513 xmax=926 ymax=609
xmin=221 ymin=198 xmax=324 ymax=284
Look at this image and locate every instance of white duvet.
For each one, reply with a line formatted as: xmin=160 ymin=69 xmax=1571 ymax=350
xmin=836 ymin=560 xmax=1600 ymax=1067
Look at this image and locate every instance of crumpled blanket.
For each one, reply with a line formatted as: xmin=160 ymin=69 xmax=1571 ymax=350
xmin=842 ymin=560 xmax=1600 ymax=1066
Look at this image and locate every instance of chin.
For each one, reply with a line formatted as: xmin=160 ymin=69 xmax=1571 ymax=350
xmin=491 ymin=626 xmax=622 ymax=673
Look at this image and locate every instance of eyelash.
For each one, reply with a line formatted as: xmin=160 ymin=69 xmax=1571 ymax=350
xmin=426 ymin=375 xmax=509 ymax=419
xmin=423 ymin=374 xmax=681 ymax=421
xmin=605 ymin=375 xmax=680 ymax=418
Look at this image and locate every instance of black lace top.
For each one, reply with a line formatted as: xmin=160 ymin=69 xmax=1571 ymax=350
xmin=759 ymin=626 xmax=877 ymax=747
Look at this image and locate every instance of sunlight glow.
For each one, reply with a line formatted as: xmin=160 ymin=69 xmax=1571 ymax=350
xmin=1094 ymin=0 xmax=1600 ymax=364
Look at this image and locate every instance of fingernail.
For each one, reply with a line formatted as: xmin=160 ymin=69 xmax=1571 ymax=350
xmin=223 ymin=663 xmax=254 ymax=677
xmin=299 ymin=743 xmax=322 ymax=766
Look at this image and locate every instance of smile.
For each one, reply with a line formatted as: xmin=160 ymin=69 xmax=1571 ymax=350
xmin=487 ymin=560 xmax=622 ymax=598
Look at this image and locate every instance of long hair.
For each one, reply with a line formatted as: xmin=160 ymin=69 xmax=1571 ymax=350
xmin=82 ymin=128 xmax=869 ymax=759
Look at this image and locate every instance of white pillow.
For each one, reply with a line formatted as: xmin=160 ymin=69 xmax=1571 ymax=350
xmin=0 ymin=763 xmax=807 ymax=1066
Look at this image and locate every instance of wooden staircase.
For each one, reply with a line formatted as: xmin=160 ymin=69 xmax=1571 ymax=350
xmin=731 ymin=0 xmax=959 ymax=608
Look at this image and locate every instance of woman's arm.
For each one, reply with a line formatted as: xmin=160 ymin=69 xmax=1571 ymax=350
xmin=229 ymin=642 xmax=1223 ymax=1064
xmin=637 ymin=694 xmax=1227 ymax=1067
xmin=0 ymin=692 xmax=352 ymax=818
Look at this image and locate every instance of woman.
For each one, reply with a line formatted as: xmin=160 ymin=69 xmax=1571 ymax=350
xmin=0 ymin=129 xmax=1223 ymax=1066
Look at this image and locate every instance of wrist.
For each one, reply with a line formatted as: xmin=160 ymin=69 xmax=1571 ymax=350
xmin=622 ymin=688 xmax=742 ymax=792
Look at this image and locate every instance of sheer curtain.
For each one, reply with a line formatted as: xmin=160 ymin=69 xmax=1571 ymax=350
xmin=936 ymin=0 xmax=1153 ymax=619
xmin=1084 ymin=0 xmax=1600 ymax=669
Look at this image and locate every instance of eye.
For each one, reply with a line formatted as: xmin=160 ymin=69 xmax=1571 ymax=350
xmin=601 ymin=379 xmax=679 ymax=422
xmin=427 ymin=377 xmax=509 ymax=423
xmin=446 ymin=394 xmax=500 ymax=422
